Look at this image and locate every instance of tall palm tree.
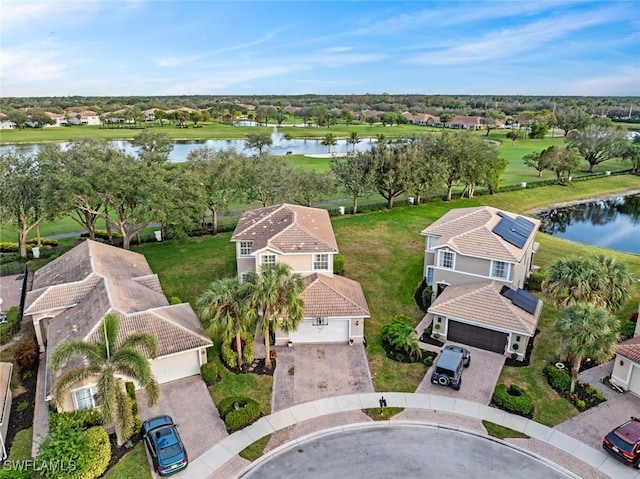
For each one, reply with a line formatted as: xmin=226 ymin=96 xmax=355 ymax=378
xmin=543 ymin=255 xmax=632 ymax=311
xmin=556 ymin=303 xmax=620 ymax=393
xmin=346 ymin=131 xmax=361 ymax=152
xmin=248 ymin=263 xmax=305 ymax=370
xmin=197 ymin=278 xmax=256 ymax=368
xmin=50 ymin=312 xmax=159 ymax=442
xmin=321 ymin=133 xmax=337 ymax=153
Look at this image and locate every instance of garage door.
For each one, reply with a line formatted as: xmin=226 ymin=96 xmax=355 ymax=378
xmin=289 ymin=319 xmax=349 ymax=343
xmin=447 ymin=321 xmax=507 ymax=354
xmin=151 ymin=351 xmax=201 ymax=384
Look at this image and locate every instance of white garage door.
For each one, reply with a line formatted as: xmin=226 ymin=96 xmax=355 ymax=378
xmin=629 ymin=364 xmax=640 ymax=396
xmin=151 ymin=350 xmax=201 ymax=384
xmin=289 ymin=319 xmax=349 ymax=343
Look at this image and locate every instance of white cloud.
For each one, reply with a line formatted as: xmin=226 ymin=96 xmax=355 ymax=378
xmin=1 ymin=47 xmax=66 ymax=88
xmin=559 ymin=67 xmax=640 ymax=96
xmin=0 ymin=0 xmax=101 ymax=33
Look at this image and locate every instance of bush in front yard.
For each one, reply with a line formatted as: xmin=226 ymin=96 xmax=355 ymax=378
xmin=543 ymin=365 xmax=571 ymax=392
xmin=492 ymin=384 xmax=534 ymax=417
xmin=381 ymin=314 xmax=422 ymax=362
xmin=201 ymin=362 xmax=218 ymax=385
xmin=0 ymin=307 xmax=22 ymax=345
xmin=218 ymin=396 xmax=261 ymax=432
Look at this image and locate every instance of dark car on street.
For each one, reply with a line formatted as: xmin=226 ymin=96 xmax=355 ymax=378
xmin=603 ymin=417 xmax=640 ymax=468
xmin=142 ymin=415 xmax=188 ymax=476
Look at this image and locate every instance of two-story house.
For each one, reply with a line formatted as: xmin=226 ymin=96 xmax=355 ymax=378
xmin=421 ymin=206 xmax=543 ymax=358
xmin=231 ymin=204 xmax=369 ymax=345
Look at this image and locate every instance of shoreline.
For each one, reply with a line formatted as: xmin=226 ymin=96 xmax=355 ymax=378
xmin=525 ymin=187 xmax=640 ymax=215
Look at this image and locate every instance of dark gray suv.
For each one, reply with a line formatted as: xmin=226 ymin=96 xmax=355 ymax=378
xmin=430 ymin=345 xmax=471 ymax=390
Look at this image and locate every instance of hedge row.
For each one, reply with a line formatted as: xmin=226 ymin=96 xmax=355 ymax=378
xmin=0 ymin=307 xmax=22 ymax=345
xmin=492 ymin=383 xmax=534 ymax=417
xmin=218 ymin=396 xmax=261 ymax=433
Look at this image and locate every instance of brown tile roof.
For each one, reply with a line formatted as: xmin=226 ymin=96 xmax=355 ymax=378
xmin=0 ymin=362 xmax=12 ymax=424
xmin=428 ymin=281 xmax=541 ymax=335
xmin=301 ymin=273 xmax=369 ymax=318
xmin=232 ymin=204 xmax=338 ymax=254
xmin=452 ymin=115 xmax=481 ymax=126
xmin=421 ymin=206 xmax=540 ymax=262
xmin=616 ymin=336 xmax=640 ymax=364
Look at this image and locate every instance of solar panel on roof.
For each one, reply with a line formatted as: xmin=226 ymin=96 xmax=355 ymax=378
xmin=499 ymin=286 xmax=539 ymax=315
xmin=492 ymin=213 xmax=534 ymax=249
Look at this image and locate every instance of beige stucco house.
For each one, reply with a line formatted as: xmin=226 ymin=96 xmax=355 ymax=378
xmin=610 ymin=307 xmax=640 ymax=396
xmin=231 ymin=204 xmax=369 ymax=345
xmin=0 ymin=362 xmax=12 ymax=460
xmin=422 ymin=207 xmax=542 ymax=358
xmin=23 ymin=240 xmax=212 ymax=413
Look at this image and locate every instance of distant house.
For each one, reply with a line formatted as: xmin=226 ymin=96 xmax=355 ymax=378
xmin=402 ymin=112 xmax=437 ymax=125
xmin=0 ymin=362 xmax=12 ymax=460
xmin=23 ymin=240 xmax=212 ymax=413
xmin=421 ymin=207 xmax=542 ymax=358
xmin=45 ymin=112 xmax=66 ymax=127
xmin=67 ymin=110 xmax=100 ymax=126
xmin=610 ymin=305 xmax=640 ymax=396
xmin=231 ymin=204 xmax=369 ymax=345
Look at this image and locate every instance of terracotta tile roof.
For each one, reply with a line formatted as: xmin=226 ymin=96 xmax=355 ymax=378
xmin=452 ymin=115 xmax=481 ymax=126
xmin=232 ymin=204 xmax=338 ymax=254
xmin=25 ymin=275 xmax=102 ymax=315
xmin=428 ymin=281 xmax=541 ymax=335
xmin=0 ymin=362 xmax=12 ymax=423
xmin=616 ymin=336 xmax=640 ymax=364
xmin=301 ymin=273 xmax=369 ymax=318
xmin=421 ymin=206 xmax=540 ymax=262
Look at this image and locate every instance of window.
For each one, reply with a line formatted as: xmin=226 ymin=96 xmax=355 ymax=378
xmin=74 ymin=386 xmax=99 ymax=411
xmin=491 ymin=260 xmax=510 ymax=280
xmin=312 ymin=317 xmax=328 ymax=326
xmin=313 ymin=254 xmax=329 ymax=271
xmin=438 ymin=250 xmax=455 ymax=269
xmin=260 ymin=254 xmax=276 ymax=266
xmin=426 ymin=266 xmax=434 ymax=286
xmin=426 ymin=235 xmax=438 ymax=251
xmin=239 ymin=241 xmax=253 ymax=256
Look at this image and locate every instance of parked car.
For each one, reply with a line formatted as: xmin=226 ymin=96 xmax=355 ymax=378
xmin=430 ymin=345 xmax=471 ymax=390
xmin=142 ymin=415 xmax=188 ymax=476
xmin=603 ymin=417 xmax=640 ymax=468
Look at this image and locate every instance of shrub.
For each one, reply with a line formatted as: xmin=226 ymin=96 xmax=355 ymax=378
xmin=241 ymin=330 xmax=254 ymax=365
xmin=201 ymin=362 xmax=218 ymax=384
xmin=0 ymin=307 xmax=22 ymax=345
xmin=619 ymin=320 xmax=637 ymax=341
xmin=0 ymin=467 xmax=31 ymax=479
xmin=49 ymin=410 xmax=103 ymax=432
xmin=221 ymin=340 xmax=237 ymax=369
xmin=218 ymin=396 xmax=261 ymax=432
xmin=630 ymin=311 xmax=639 ymax=323
xmin=421 ymin=285 xmax=433 ymax=311
xmin=169 ymin=296 xmax=182 ymax=305
xmin=125 ymin=381 xmax=138 ymax=416
xmin=526 ymin=271 xmax=546 ymax=291
xmin=381 ymin=314 xmax=421 ymax=361
xmin=423 ymin=356 xmax=433 ymax=367
xmin=333 ymin=254 xmax=345 ymax=275
xmin=492 ymin=383 xmax=534 ymax=417
xmin=14 ymin=341 xmax=39 ymax=370
xmin=0 ymin=242 xmax=19 ymax=253
xmin=544 ymin=365 xmax=571 ymax=392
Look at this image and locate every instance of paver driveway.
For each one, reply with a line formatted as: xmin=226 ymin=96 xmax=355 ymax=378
xmin=416 ymin=342 xmax=505 ymax=404
xmin=272 ymin=344 xmax=374 ymax=411
xmin=137 ymin=375 xmax=227 ymax=461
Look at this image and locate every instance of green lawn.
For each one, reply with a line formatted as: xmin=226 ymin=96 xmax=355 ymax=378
xmin=102 ymin=442 xmax=152 ymax=479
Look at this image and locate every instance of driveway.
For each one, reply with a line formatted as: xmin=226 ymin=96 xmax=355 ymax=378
xmin=272 ymin=344 xmax=374 ymax=412
xmin=555 ymin=361 xmax=640 ymax=449
xmin=136 ymin=375 xmax=227 ymax=461
xmin=415 ymin=342 xmax=505 ymax=404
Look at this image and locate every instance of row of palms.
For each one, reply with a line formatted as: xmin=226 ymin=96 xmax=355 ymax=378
xmin=321 ymin=131 xmax=390 ymax=153
xmin=543 ymin=254 xmax=633 ymax=392
xmin=49 ymin=263 xmax=303 ymax=443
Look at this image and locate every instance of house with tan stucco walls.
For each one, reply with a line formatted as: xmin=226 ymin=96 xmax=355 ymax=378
xmin=23 ymin=240 xmax=212 ymax=413
xmin=610 ymin=306 xmax=640 ymax=396
xmin=231 ymin=204 xmax=369 ymax=345
xmin=421 ymin=206 xmax=543 ymax=359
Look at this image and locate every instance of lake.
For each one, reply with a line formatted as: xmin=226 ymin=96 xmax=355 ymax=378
xmin=538 ymin=194 xmax=640 ymax=254
xmin=0 ymin=136 xmax=375 ymax=162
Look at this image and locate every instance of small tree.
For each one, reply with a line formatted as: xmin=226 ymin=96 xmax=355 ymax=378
xmin=321 ymin=133 xmax=337 ymax=153
xmin=245 ymin=132 xmax=273 ymax=154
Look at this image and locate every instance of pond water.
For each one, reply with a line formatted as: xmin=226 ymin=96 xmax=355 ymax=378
xmin=538 ymin=194 xmax=640 ymax=254
xmin=0 ymin=136 xmax=375 ymax=162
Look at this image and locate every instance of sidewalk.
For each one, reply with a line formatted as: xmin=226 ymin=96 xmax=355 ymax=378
xmin=169 ymin=393 xmax=637 ymax=479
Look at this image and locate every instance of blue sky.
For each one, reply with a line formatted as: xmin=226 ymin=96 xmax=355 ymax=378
xmin=1 ymin=0 xmax=639 ymax=97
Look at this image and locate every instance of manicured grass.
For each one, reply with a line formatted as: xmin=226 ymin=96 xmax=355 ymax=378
xmin=7 ymin=427 xmax=33 ymax=462
xmin=240 ymin=436 xmax=272 ymax=461
xmin=208 ymin=370 xmax=274 ymax=420
xmin=362 ymin=407 xmax=404 ymax=421
xmin=102 ymin=442 xmax=152 ymax=479
xmin=482 ymin=421 xmax=529 ymax=439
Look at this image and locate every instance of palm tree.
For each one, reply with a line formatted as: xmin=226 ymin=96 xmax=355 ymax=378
xmin=248 ymin=263 xmax=305 ymax=370
xmin=543 ymin=255 xmax=632 ymax=311
xmin=197 ymin=278 xmax=255 ymax=368
xmin=321 ymin=133 xmax=337 ymax=153
xmin=346 ymin=131 xmax=361 ymax=152
xmin=50 ymin=312 xmax=159 ymax=442
xmin=556 ymin=303 xmax=620 ymax=393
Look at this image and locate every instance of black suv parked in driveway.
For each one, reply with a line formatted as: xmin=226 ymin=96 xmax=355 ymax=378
xmin=431 ymin=345 xmax=471 ymax=390
xmin=603 ymin=417 xmax=640 ymax=468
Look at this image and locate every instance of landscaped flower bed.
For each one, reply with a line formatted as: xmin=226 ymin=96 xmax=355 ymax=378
xmin=543 ymin=364 xmax=606 ymax=411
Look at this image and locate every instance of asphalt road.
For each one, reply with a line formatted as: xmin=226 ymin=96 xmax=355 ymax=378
xmin=239 ymin=425 xmax=573 ymax=479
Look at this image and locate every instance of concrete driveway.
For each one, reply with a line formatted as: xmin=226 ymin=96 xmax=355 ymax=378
xmin=416 ymin=342 xmax=505 ymax=404
xmin=555 ymin=361 xmax=640 ymax=450
xmin=272 ymin=344 xmax=374 ymax=412
xmin=136 ymin=375 xmax=227 ymax=461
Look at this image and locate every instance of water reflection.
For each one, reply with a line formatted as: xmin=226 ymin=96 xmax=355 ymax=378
xmin=538 ymin=194 xmax=639 ymax=254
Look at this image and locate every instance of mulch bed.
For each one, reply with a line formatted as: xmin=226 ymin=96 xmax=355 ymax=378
xmin=226 ymin=358 xmax=276 ymax=376
xmin=5 ymin=364 xmax=37 ymax=453
xmin=100 ymin=433 xmax=141 ymax=475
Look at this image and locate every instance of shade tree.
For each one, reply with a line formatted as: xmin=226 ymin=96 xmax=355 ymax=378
xmin=329 ymin=152 xmax=375 ymax=214
xmin=567 ymin=125 xmax=629 ymax=172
